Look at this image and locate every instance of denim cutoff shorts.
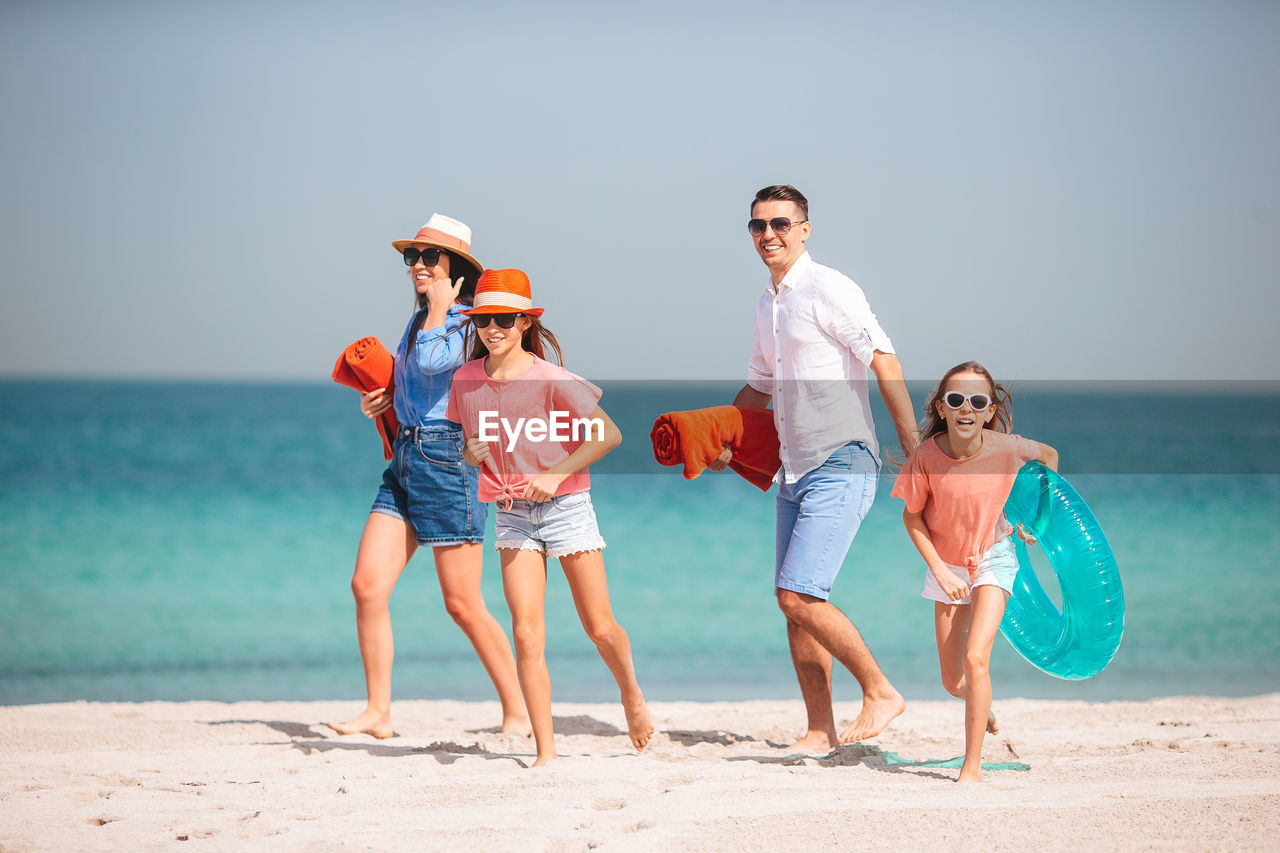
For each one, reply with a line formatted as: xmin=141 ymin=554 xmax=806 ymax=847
xmin=775 ymin=441 xmax=879 ymax=600
xmin=921 ymin=535 xmax=1019 ymax=604
xmin=494 ymin=491 xmax=606 ymax=559
xmin=371 ymin=424 xmax=487 ymax=546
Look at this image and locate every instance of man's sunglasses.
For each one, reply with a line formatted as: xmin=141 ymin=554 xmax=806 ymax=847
xmin=943 ymin=392 xmax=992 ymax=412
xmin=747 ymin=217 xmax=807 ymax=237
xmin=402 ymin=247 xmax=444 ymax=267
xmin=470 ymin=313 xmax=526 ymax=329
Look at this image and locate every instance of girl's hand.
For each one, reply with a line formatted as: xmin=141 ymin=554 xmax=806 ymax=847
xmin=463 ymin=434 xmax=491 ymax=467
xmin=424 ymin=276 xmax=464 ymax=312
xmin=1015 ymin=523 xmax=1038 ymax=545
xmin=933 ymin=567 xmax=971 ymax=602
xmin=360 ymin=387 xmax=392 ymax=419
xmin=522 ymin=472 xmax=567 ymax=502
xmin=708 ymin=445 xmax=733 ymax=471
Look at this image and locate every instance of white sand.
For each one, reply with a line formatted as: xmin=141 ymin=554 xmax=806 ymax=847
xmin=2 ymin=694 xmax=1278 ymax=851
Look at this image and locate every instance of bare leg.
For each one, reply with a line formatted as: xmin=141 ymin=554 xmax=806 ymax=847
xmin=776 ymin=589 xmax=905 ymax=744
xmin=958 ymin=585 xmax=1010 ymax=783
xmin=501 ymin=549 xmax=556 ymax=766
xmin=934 ymin=601 xmax=998 ymax=734
xmin=559 ymin=550 xmax=653 ymax=751
xmin=433 ymin=544 xmax=530 ymax=734
xmin=784 ymin=618 xmax=838 ymax=751
xmin=327 ymin=512 xmax=415 ymax=738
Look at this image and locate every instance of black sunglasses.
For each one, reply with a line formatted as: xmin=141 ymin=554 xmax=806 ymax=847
xmin=943 ymin=392 xmax=992 ymax=412
xmin=747 ymin=217 xmax=807 ymax=237
xmin=471 ymin=313 xmax=525 ymax=329
xmin=402 ymin=247 xmax=443 ymax=267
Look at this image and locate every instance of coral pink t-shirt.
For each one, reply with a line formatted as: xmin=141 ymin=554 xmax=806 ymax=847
xmin=445 ymin=356 xmax=603 ymax=506
xmin=891 ymin=431 xmax=1042 ymax=577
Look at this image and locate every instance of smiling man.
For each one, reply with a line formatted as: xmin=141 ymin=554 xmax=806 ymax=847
xmin=718 ymin=184 xmax=919 ymax=751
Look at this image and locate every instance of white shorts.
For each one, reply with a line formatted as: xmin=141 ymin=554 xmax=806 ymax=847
xmin=922 ymin=536 xmax=1019 ymax=605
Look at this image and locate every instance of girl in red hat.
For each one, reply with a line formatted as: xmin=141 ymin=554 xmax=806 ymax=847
xmin=446 ymin=268 xmax=653 ymax=766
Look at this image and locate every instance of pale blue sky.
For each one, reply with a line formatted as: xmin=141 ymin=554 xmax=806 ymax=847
xmin=2 ymin=0 xmax=1277 ymax=381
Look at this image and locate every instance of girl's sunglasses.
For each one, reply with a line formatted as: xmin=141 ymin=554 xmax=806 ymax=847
xmin=471 ymin=313 xmax=525 ymax=329
xmin=747 ymin=217 xmax=807 ymax=237
xmin=943 ymin=392 xmax=992 ymax=411
xmin=402 ymin=247 xmax=443 ymax=267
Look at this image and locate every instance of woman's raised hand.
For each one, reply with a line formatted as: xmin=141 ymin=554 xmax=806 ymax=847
xmin=425 ymin=276 xmax=465 ymax=311
xmin=360 ymin=387 xmax=393 ymax=419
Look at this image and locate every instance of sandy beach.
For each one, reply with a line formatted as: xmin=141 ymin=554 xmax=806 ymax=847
xmin=2 ymin=694 xmax=1277 ymax=851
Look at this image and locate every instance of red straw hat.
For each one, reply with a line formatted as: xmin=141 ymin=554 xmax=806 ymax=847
xmin=461 ymin=268 xmax=545 ymax=317
xmin=390 ymin=213 xmax=484 ymax=284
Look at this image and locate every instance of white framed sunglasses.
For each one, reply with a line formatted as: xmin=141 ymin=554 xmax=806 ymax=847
xmin=942 ymin=391 xmax=992 ymax=411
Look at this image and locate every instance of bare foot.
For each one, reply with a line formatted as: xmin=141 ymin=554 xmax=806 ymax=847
xmin=326 ymin=708 xmax=393 ymax=740
xmin=956 ymin=763 xmax=984 ymax=783
xmin=623 ymin=696 xmax=654 ymax=751
xmin=837 ymin=690 xmax=906 ymax=744
xmin=786 ymin=730 xmax=837 ymax=753
xmin=987 ymin=710 xmax=999 ymax=735
xmin=501 ymin=714 xmax=533 ymax=737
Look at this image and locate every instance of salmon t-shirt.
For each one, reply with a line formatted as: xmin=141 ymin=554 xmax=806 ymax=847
xmin=891 ymin=431 xmax=1042 ymax=577
xmin=445 ymin=356 xmax=603 ymax=505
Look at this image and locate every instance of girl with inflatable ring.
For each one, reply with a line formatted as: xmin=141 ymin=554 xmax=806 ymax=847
xmin=328 ymin=215 xmax=528 ymax=739
xmin=892 ymin=361 xmax=1058 ymax=783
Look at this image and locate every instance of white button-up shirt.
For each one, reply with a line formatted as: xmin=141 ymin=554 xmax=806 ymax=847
xmin=747 ymin=252 xmax=894 ymax=483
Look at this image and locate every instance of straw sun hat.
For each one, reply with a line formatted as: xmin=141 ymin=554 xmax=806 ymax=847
xmin=390 ymin=213 xmax=484 ymax=285
xmin=460 ymin=268 xmax=545 ymax=317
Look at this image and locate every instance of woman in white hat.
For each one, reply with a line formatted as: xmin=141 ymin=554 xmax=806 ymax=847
xmin=328 ymin=215 xmax=528 ymax=738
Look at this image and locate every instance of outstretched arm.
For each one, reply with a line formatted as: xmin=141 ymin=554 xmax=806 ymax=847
xmin=870 ymin=350 xmax=918 ymax=458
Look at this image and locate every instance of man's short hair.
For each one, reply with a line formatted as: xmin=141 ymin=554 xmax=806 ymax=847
xmin=752 ymin=185 xmax=809 ymax=220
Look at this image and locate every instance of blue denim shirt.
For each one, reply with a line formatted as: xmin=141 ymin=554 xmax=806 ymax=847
xmin=392 ymin=305 xmax=469 ymax=427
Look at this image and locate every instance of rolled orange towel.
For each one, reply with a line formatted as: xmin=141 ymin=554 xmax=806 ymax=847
xmin=332 ymin=337 xmax=399 ymax=461
xmin=650 ymin=405 xmax=780 ymax=491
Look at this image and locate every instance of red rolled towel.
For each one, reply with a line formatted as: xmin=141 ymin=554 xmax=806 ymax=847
xmin=332 ymin=337 xmax=399 ymax=461
xmin=650 ymin=405 xmax=780 ymax=491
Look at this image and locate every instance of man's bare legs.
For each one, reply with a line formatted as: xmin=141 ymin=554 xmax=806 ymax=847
xmin=777 ymin=589 xmax=905 ymax=749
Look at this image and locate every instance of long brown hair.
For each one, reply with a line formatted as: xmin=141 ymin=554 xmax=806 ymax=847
xmin=466 ymin=314 xmax=565 ymax=365
xmin=919 ymin=361 xmax=1012 ymax=442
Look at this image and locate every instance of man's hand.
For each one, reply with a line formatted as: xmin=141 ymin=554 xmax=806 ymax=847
xmin=708 ymin=446 xmax=733 ymax=471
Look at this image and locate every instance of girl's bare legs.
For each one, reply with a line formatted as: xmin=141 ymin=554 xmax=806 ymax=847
xmin=327 ymin=512 xmax=416 ymax=739
xmin=433 ymin=543 xmax=529 ymax=734
xmin=957 ymin=585 xmax=1010 ymax=783
xmin=501 ymin=549 xmax=556 ymax=766
xmin=934 ymin=601 xmax=1000 ymax=733
xmin=559 ymin=549 xmax=653 ymax=751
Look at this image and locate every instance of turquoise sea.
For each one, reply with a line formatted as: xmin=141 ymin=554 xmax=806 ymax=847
xmin=1 ymin=380 xmax=1278 ymax=706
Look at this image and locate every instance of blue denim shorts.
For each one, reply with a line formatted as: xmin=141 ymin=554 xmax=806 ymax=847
xmin=371 ymin=424 xmax=487 ymax=546
xmin=494 ymin=491 xmax=606 ymax=559
xmin=775 ymin=441 xmax=879 ymax=600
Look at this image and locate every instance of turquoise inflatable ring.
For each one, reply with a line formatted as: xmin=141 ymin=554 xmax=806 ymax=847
xmin=999 ymin=461 xmax=1124 ymax=680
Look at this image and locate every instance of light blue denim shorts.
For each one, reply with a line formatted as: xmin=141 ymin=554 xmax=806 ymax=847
xmin=922 ymin=535 xmax=1019 ymax=604
xmin=494 ymin=491 xmax=606 ymax=559
xmin=775 ymin=441 xmax=879 ymax=600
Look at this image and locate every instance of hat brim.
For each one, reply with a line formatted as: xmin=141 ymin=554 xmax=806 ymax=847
xmin=460 ymin=305 xmax=545 ymax=317
xmin=390 ymin=239 xmax=484 ymax=287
